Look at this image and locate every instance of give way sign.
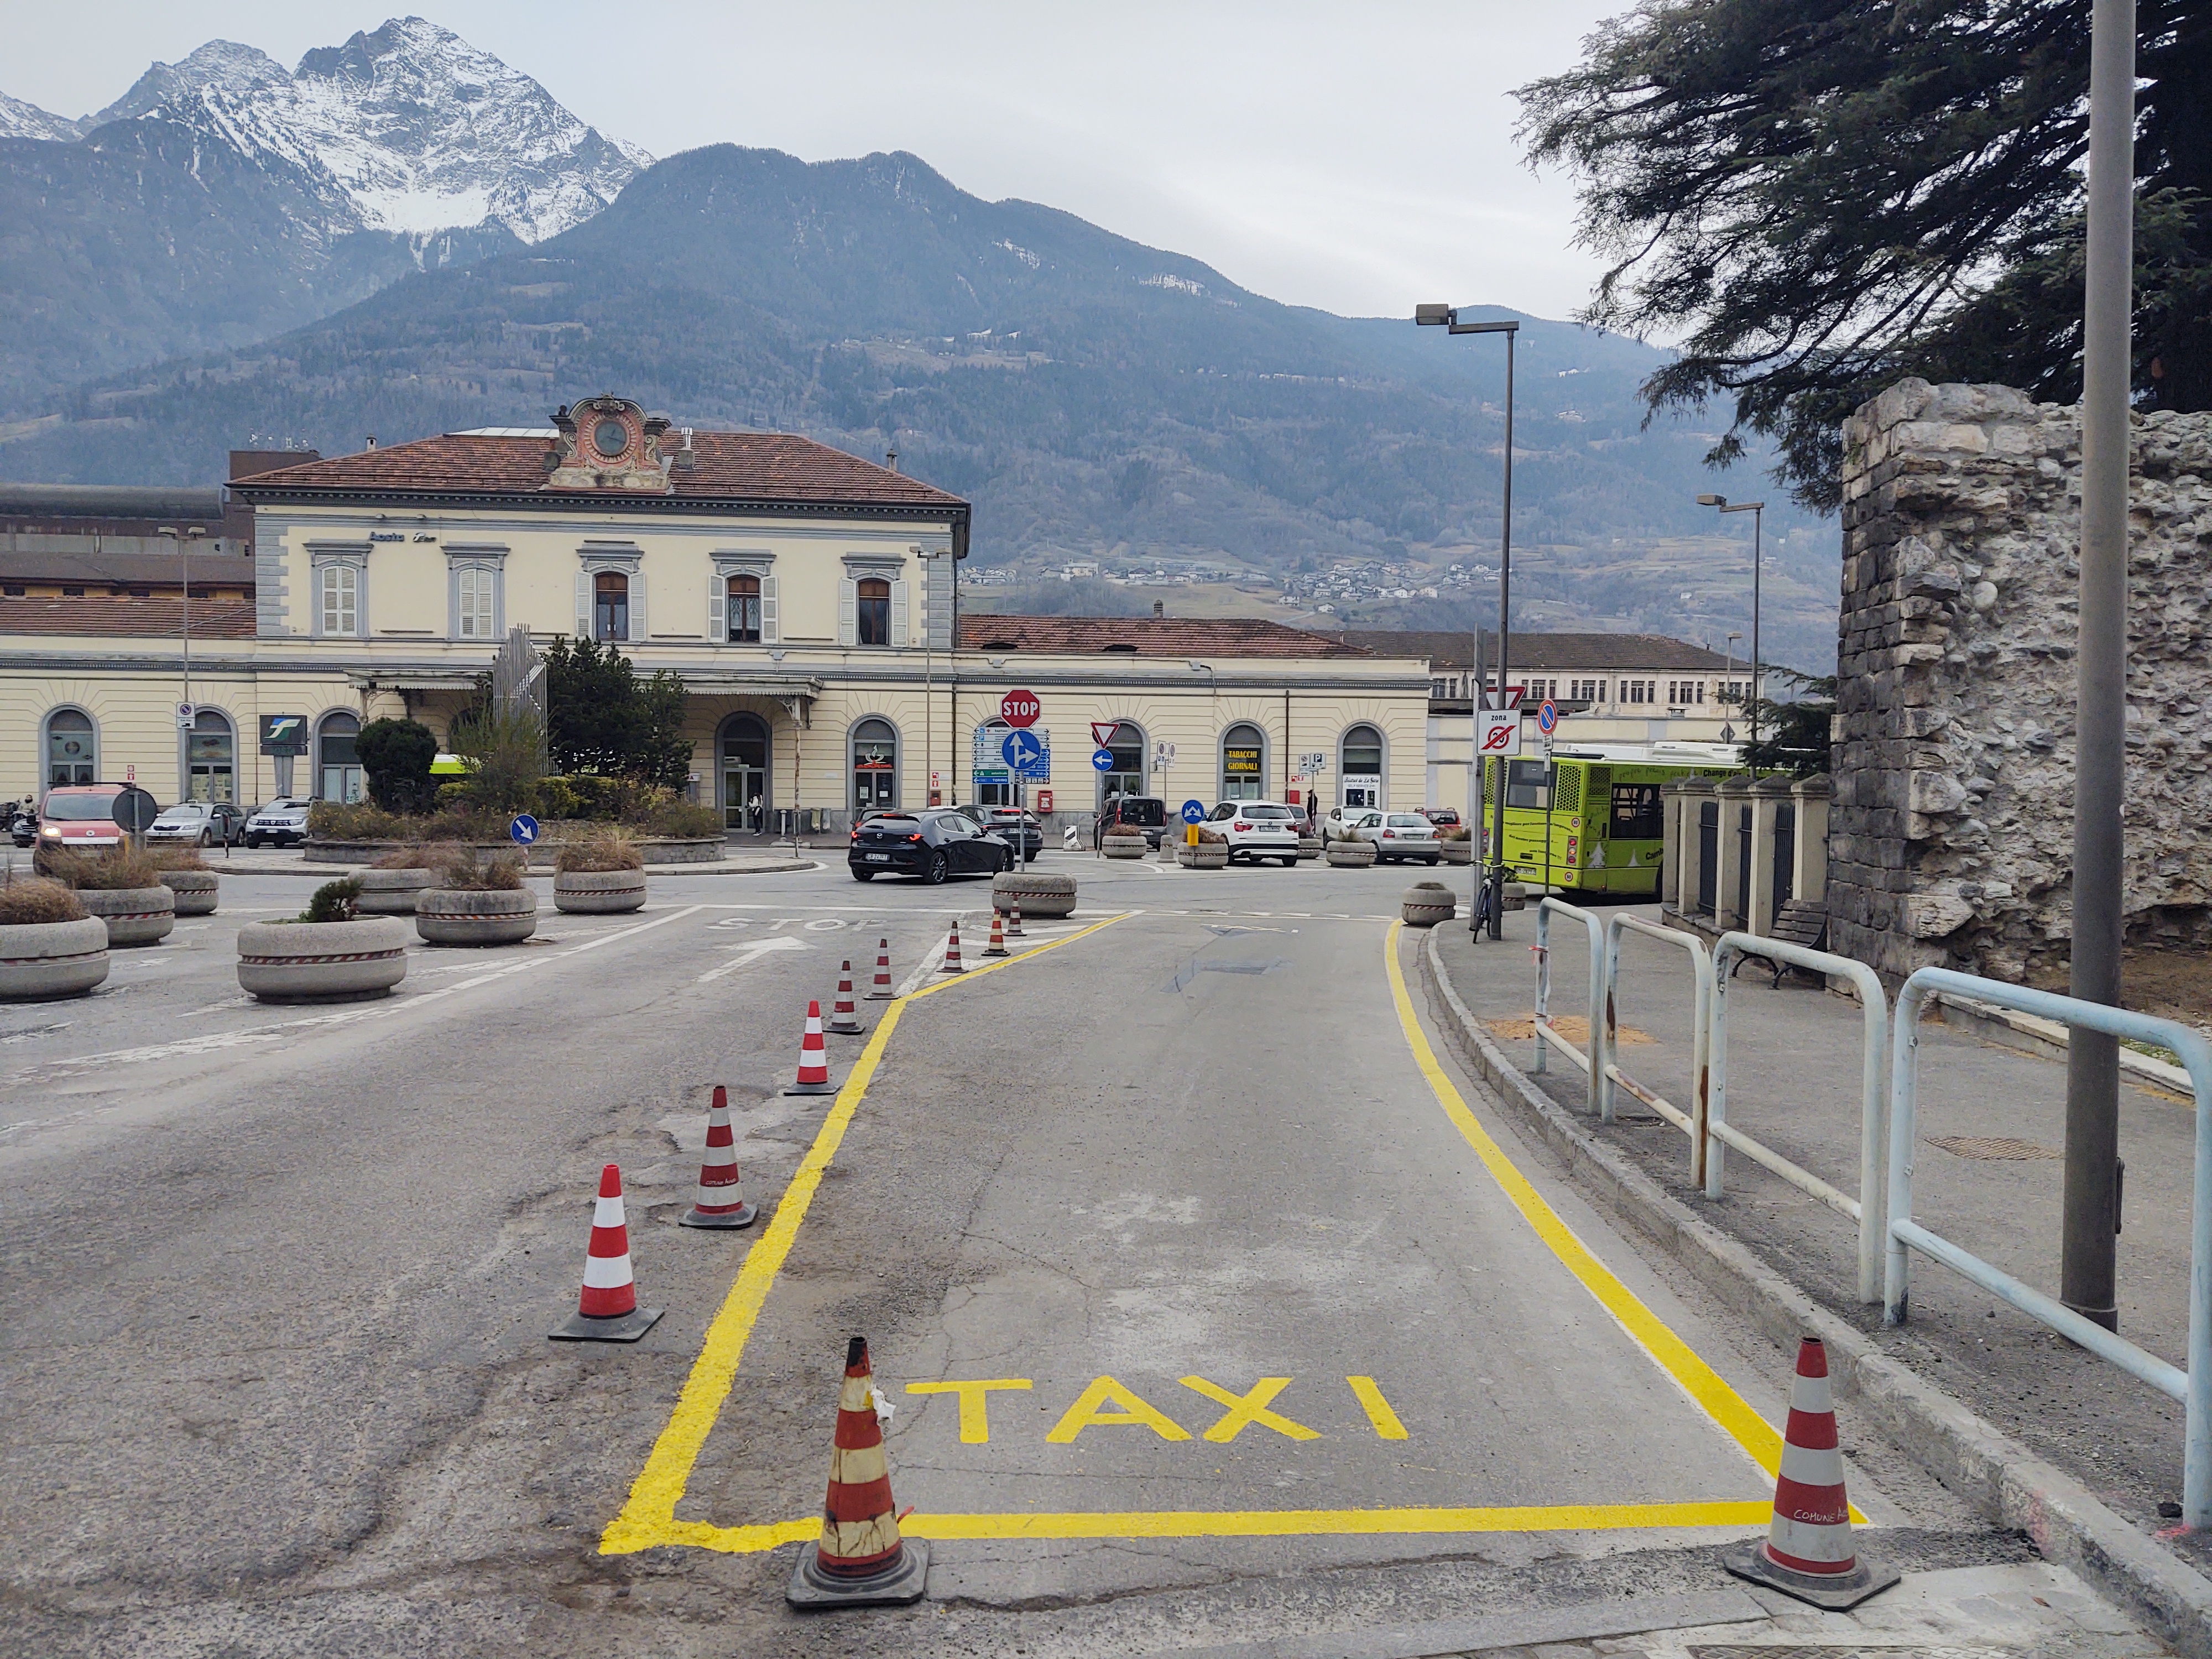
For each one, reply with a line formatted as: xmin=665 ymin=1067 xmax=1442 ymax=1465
xmin=1478 ymin=710 xmax=1522 ymax=758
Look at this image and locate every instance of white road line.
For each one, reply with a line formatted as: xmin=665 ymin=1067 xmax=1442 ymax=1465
xmin=696 ymin=935 xmax=808 ymax=984
xmin=896 ymin=930 xmax=952 ymax=997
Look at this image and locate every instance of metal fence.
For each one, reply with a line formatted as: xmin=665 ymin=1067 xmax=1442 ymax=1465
xmin=1533 ymin=898 xmax=1608 ymax=1117
xmin=1601 ymin=913 xmax=1714 ymax=1192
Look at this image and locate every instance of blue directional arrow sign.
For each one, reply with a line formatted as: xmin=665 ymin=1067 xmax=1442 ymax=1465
xmin=1091 ymin=748 xmax=1117 ymax=773
xmin=509 ymin=813 xmax=540 ymax=845
xmin=1181 ymin=799 xmax=1206 ymax=825
xmin=1000 ymin=728 xmax=1050 ymax=778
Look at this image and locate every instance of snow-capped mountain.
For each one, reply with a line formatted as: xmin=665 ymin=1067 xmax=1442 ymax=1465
xmin=0 ymin=90 xmax=80 ymax=143
xmin=83 ymin=17 xmax=651 ymax=244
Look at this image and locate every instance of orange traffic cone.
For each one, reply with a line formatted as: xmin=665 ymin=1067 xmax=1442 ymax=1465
xmin=1721 ymin=1337 xmax=1896 ymax=1609
xmin=550 ymin=1164 xmax=663 ymax=1342
xmin=827 ymin=961 xmax=864 ymax=1034
xmin=981 ymin=910 xmax=1009 ymax=958
xmin=940 ymin=917 xmax=966 ymax=974
xmin=787 ymin=1335 xmax=928 ymax=1607
xmin=865 ymin=937 xmax=894 ymax=1001
xmin=784 ymin=1000 xmax=837 ymax=1096
xmin=1004 ymin=901 xmax=1024 ymax=938
xmin=681 ymin=1087 xmax=757 ymax=1229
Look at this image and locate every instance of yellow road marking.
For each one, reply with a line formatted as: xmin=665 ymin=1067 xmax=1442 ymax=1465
xmin=1045 ymin=1375 xmax=1192 ymax=1443
xmin=905 ymin=1379 xmax=1033 ymax=1444
xmin=1346 ymin=1375 xmax=1409 ymax=1440
xmin=599 ymin=912 xmax=1131 ymax=1556
xmin=1180 ymin=1375 xmax=1321 ymax=1443
xmin=1383 ymin=921 xmax=1787 ymax=1482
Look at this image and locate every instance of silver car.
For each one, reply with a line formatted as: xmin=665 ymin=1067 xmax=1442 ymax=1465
xmin=1365 ymin=811 xmax=1441 ymax=864
xmin=243 ymin=798 xmax=311 ymax=848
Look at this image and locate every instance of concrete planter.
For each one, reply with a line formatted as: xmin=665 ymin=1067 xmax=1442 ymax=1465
xmin=1175 ymin=844 xmax=1229 ymax=869
xmin=1438 ymin=840 xmax=1474 ymax=865
xmin=78 ymin=885 xmax=176 ymax=947
xmin=417 ymin=888 xmax=539 ymax=946
xmin=357 ymin=868 xmax=439 ymax=915
xmin=1100 ymin=833 xmax=1149 ymax=861
xmin=237 ymin=917 xmax=409 ymax=1001
xmin=992 ymin=870 xmax=1077 ymax=919
xmin=1503 ymin=882 xmax=1529 ymax=912
xmin=0 ymin=916 xmax=110 ymax=1000
xmin=160 ymin=869 xmax=220 ymax=916
xmin=1324 ymin=842 xmax=1378 ymax=868
xmin=1400 ymin=881 xmax=1457 ymax=927
xmin=310 ymin=836 xmax=724 ymax=867
xmin=1296 ymin=836 xmax=1323 ymax=862
xmin=555 ymin=868 xmax=647 ymax=913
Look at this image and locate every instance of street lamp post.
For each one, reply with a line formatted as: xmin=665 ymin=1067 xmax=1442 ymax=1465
xmin=915 ymin=546 xmax=950 ymax=806
xmin=159 ymin=524 xmax=206 ymax=799
xmin=1417 ymin=304 xmax=1517 ymax=940
xmin=1697 ymin=495 xmax=1764 ymax=749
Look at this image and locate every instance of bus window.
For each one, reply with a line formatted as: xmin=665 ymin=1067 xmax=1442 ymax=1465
xmin=1505 ymin=759 xmax=1554 ymax=810
xmin=1609 ymin=783 xmax=1664 ymax=841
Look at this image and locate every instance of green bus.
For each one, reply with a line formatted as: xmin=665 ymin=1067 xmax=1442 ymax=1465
xmin=1479 ymin=752 xmax=1741 ymax=897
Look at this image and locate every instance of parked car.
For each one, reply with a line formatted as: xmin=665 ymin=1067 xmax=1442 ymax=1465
xmin=849 ymin=807 xmax=1015 ymax=883
xmin=1204 ymin=800 xmax=1302 ymax=865
xmin=1423 ymin=807 xmax=1463 ymax=828
xmin=148 ymin=800 xmax=247 ymax=847
xmin=1094 ymin=794 xmax=1169 ymax=849
xmin=243 ymin=798 xmax=311 ymax=849
xmin=34 ymin=784 xmax=132 ymax=853
xmin=979 ymin=807 xmax=1044 ymax=859
xmin=1365 ymin=811 xmax=1442 ymax=864
xmin=1323 ymin=807 xmax=1380 ymax=842
xmin=9 ymin=804 xmax=35 ymax=848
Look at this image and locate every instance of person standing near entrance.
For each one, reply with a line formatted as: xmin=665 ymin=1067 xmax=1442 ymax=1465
xmin=748 ymin=793 xmax=762 ymax=834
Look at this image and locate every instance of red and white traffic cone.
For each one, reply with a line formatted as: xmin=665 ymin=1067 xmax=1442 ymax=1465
xmin=1721 ymin=1337 xmax=1896 ymax=1609
xmin=940 ymin=917 xmax=966 ymax=974
xmin=785 ymin=999 xmax=837 ymax=1095
xmin=681 ymin=1086 xmax=757 ymax=1230
xmin=981 ymin=910 xmax=1009 ymax=958
xmin=865 ymin=937 xmax=894 ymax=1001
xmin=550 ymin=1164 xmax=663 ymax=1342
xmin=827 ymin=961 xmax=864 ymax=1035
xmin=786 ymin=1335 xmax=929 ymax=1607
xmin=1004 ymin=902 xmax=1024 ymax=938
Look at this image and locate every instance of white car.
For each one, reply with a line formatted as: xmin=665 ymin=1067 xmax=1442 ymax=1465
xmin=1364 ymin=811 xmax=1441 ymax=864
xmin=243 ymin=799 xmax=311 ymax=848
xmin=1207 ymin=800 xmax=1302 ymax=865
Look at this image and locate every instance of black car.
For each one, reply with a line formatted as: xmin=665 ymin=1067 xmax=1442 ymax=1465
xmin=978 ymin=807 xmax=1043 ymax=859
xmin=1094 ymin=794 xmax=1169 ymax=849
xmin=7 ymin=804 xmax=34 ymax=848
xmin=850 ymin=808 xmax=1015 ymax=883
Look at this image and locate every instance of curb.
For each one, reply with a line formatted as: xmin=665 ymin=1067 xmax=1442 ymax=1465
xmin=165 ymin=858 xmax=818 ymax=878
xmin=1415 ymin=925 xmax=2212 ymax=1659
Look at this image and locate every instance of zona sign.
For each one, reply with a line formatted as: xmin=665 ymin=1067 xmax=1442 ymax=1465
xmin=1000 ymin=689 xmax=1041 ymax=729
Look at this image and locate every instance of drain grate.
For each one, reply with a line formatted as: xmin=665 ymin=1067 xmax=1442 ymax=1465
xmin=1927 ymin=1134 xmax=2062 ymax=1161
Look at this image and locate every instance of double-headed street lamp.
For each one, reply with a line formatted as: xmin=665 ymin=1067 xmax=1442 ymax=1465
xmin=1416 ymin=304 xmax=1517 ymax=940
xmin=1695 ymin=493 xmax=1763 ymax=748
xmin=158 ymin=524 xmax=206 ymax=800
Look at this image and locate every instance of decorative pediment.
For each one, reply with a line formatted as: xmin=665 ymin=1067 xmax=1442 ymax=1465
xmin=545 ymin=395 xmax=675 ymax=492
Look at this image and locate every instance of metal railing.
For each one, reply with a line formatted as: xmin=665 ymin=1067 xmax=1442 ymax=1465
xmin=1601 ymin=914 xmax=1714 ymax=1191
xmin=1533 ymin=898 xmax=1608 ymax=1117
xmin=1712 ymin=933 xmax=1890 ymax=1304
xmin=1882 ymin=966 xmax=2212 ymax=1527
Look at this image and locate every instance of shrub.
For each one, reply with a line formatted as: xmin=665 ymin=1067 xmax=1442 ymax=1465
xmin=357 ymin=718 xmax=440 ymax=813
xmin=639 ymin=801 xmax=722 ymax=838
xmin=307 ymin=801 xmax=411 ymax=840
xmin=447 ymin=698 xmax=545 ymax=814
xmin=299 ymin=878 xmax=362 ymax=924
xmin=443 ymin=852 xmax=525 ymax=891
xmin=556 ymin=827 xmax=644 ymax=874
xmin=1438 ymin=825 xmax=1472 ymax=842
xmin=1194 ymin=825 xmax=1228 ymax=845
xmin=0 ymin=877 xmax=88 ymax=925
xmin=534 ymin=775 xmax=582 ymax=821
xmin=35 ymin=845 xmax=160 ymax=889
xmin=146 ymin=847 xmax=211 ymax=872
xmin=371 ymin=841 xmax=468 ymax=870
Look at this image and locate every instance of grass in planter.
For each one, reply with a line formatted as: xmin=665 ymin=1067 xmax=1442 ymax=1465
xmin=34 ymin=845 xmax=161 ymax=889
xmin=297 ymin=879 xmax=362 ymax=924
xmin=146 ymin=847 xmax=211 ymax=872
xmin=443 ymin=852 xmax=526 ymax=891
xmin=370 ymin=841 xmax=468 ymax=871
xmin=556 ymin=828 xmax=644 ymax=874
xmin=0 ymin=875 xmax=90 ymax=925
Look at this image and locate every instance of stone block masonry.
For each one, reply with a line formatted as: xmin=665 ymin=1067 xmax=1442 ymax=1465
xmin=1830 ymin=378 xmax=2212 ymax=983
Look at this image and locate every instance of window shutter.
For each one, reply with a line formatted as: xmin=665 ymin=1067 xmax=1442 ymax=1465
xmin=575 ymin=572 xmax=591 ymax=639
xmin=760 ymin=575 xmax=780 ymax=643
xmin=708 ymin=573 xmax=726 ymax=641
xmin=629 ymin=572 xmax=646 ymax=641
xmin=890 ymin=578 xmax=909 ymax=648
xmin=838 ymin=578 xmax=857 ymax=646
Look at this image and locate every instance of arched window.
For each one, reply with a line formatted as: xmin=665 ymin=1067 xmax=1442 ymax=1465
xmin=186 ymin=709 xmax=236 ymax=804
xmin=719 ymin=713 xmax=770 ymax=832
xmin=728 ymin=573 xmax=762 ymax=644
xmin=318 ymin=711 xmax=364 ymax=804
xmin=594 ymin=572 xmax=629 ymax=642
xmin=855 ymin=578 xmax=891 ymax=647
xmin=44 ymin=708 xmax=96 ymax=787
xmin=1220 ymin=722 xmax=1266 ymax=802
xmin=1339 ymin=723 xmax=1385 ymax=811
xmin=851 ymin=718 xmax=898 ymax=811
xmin=1097 ymin=721 xmax=1145 ymax=806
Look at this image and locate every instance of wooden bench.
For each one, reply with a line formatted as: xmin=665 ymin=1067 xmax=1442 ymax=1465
xmin=1727 ymin=899 xmax=1830 ymax=987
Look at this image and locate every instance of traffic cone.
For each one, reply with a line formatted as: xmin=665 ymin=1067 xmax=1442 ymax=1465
xmin=827 ymin=961 xmax=864 ymax=1035
xmin=787 ymin=1335 xmax=929 ymax=1607
xmin=981 ymin=909 xmax=1009 ymax=958
xmin=680 ymin=1087 xmax=757 ymax=1229
xmin=1005 ymin=901 xmax=1025 ymax=938
xmin=549 ymin=1164 xmax=664 ymax=1342
xmin=865 ymin=937 xmax=894 ymax=1001
xmin=784 ymin=1000 xmax=837 ymax=1096
xmin=1721 ymin=1337 xmax=1897 ymax=1609
xmin=940 ymin=917 xmax=966 ymax=973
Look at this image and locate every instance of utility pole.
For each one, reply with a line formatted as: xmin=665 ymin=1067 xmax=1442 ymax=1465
xmin=2060 ymin=0 xmax=2136 ymax=1332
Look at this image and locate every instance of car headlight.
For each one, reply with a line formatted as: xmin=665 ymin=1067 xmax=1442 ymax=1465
xmin=40 ymin=826 xmax=60 ymax=837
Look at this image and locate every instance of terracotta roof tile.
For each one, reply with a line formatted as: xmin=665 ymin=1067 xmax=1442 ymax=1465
xmin=957 ymin=614 xmax=1375 ymax=659
xmin=0 ymin=597 xmax=257 ymax=638
xmin=232 ymin=430 xmax=965 ymax=509
xmin=1312 ymin=628 xmax=1736 ymax=672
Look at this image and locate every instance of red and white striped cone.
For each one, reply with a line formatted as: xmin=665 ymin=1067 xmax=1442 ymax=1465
xmin=1721 ymin=1337 xmax=1897 ymax=1609
xmin=550 ymin=1164 xmax=664 ymax=1342
xmin=940 ymin=918 xmax=966 ymax=974
xmin=680 ymin=1086 xmax=757 ymax=1230
xmin=827 ymin=961 xmax=864 ymax=1035
xmin=1004 ymin=902 xmax=1024 ymax=938
xmin=787 ymin=1335 xmax=929 ymax=1607
xmin=981 ymin=909 xmax=1009 ymax=958
xmin=784 ymin=999 xmax=837 ymax=1095
xmin=865 ymin=937 xmax=895 ymax=1001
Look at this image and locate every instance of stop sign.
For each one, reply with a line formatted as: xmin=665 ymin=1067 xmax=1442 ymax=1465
xmin=1000 ymin=688 xmax=1041 ymax=729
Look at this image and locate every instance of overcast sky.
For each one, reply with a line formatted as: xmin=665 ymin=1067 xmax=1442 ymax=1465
xmin=4 ymin=1 xmax=1624 ymax=322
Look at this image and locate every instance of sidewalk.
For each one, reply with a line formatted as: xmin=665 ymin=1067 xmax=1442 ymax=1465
xmin=1430 ymin=902 xmax=2208 ymax=1579
xmin=1 ymin=847 xmax=815 ymax=878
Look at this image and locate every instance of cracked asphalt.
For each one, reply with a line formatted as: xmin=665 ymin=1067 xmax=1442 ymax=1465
xmin=0 ymin=854 xmax=2153 ymax=1656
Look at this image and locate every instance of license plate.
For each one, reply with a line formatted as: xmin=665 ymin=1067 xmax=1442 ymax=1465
xmin=865 ymin=853 xmax=890 ymax=862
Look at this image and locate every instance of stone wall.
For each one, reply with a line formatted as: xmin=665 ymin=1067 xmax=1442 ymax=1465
xmin=1830 ymin=378 xmax=2212 ymax=982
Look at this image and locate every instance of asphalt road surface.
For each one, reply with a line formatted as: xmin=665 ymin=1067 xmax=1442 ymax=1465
xmin=0 ymin=854 xmax=2121 ymax=1656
